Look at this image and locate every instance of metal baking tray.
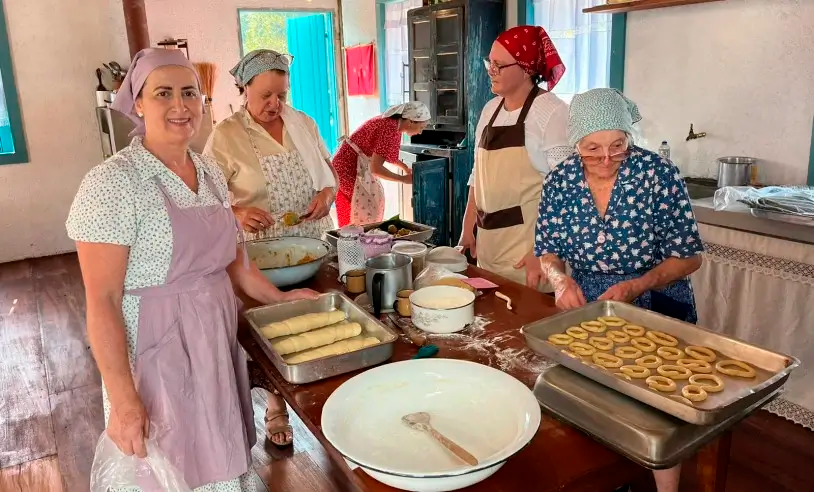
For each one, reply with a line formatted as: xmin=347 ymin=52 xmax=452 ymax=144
xmin=750 ymin=208 xmax=814 ymax=226
xmin=521 ymin=301 xmax=799 ymax=425
xmin=245 ymin=292 xmax=398 ymax=384
xmin=533 ymin=365 xmax=780 ymax=469
xmin=324 ymin=219 xmax=436 ymax=248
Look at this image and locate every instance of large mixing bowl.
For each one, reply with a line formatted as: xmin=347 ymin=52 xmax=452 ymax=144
xmin=322 ymin=359 xmax=541 ymax=491
xmin=246 ymin=237 xmax=332 ymax=287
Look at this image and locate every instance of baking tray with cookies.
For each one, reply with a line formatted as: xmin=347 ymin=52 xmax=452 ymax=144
xmin=245 ymin=292 xmax=399 ymax=384
xmin=521 ymin=301 xmax=800 ymax=425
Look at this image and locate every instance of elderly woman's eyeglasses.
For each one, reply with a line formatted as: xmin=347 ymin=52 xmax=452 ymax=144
xmin=579 ymin=150 xmax=630 ymax=166
xmin=482 ymin=58 xmax=518 ymax=76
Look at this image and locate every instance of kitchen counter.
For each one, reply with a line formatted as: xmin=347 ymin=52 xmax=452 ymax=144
xmin=691 ymin=197 xmax=814 ymax=245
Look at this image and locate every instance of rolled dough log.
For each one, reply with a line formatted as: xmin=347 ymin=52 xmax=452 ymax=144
xmin=284 ymin=337 xmax=380 ymax=364
xmin=271 ymin=322 xmax=362 ymax=355
xmin=260 ymin=310 xmax=346 ymax=339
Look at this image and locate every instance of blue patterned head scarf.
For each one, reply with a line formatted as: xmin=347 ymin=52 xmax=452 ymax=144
xmin=567 ymin=88 xmax=642 ymax=147
xmin=230 ymin=49 xmax=292 ymax=87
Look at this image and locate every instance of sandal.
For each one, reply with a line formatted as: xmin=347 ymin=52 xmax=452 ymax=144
xmin=264 ymin=409 xmax=293 ymax=447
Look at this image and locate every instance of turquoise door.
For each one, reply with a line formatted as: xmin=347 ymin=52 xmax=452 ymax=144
xmin=286 ymin=13 xmax=340 ymax=154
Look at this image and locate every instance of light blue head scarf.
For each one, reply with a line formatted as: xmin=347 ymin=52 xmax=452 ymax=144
xmin=230 ymin=49 xmax=292 ymax=87
xmin=567 ymin=88 xmax=642 ymax=147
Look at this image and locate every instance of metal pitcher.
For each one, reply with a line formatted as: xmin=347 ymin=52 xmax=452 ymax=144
xmin=366 ymin=253 xmax=413 ymax=316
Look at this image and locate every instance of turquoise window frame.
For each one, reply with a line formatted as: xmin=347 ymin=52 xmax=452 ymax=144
xmin=0 ymin=2 xmax=28 ymax=165
xmin=375 ymin=0 xmax=399 ymax=113
xmin=520 ymin=1 xmax=626 ymax=91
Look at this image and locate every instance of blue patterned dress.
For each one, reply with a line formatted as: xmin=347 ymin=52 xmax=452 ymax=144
xmin=534 ymin=146 xmax=704 ymax=323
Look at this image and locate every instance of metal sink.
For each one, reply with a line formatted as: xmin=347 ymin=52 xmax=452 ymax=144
xmin=684 ymin=177 xmax=717 ymax=200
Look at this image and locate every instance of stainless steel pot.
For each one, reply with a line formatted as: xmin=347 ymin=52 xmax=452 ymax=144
xmin=717 ymin=156 xmax=756 ymax=188
xmin=366 ymin=253 xmax=412 ymax=316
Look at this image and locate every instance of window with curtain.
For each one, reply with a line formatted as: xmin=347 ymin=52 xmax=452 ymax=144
xmin=0 ymin=4 xmax=27 ymax=165
xmin=530 ymin=0 xmax=612 ymax=104
xmin=383 ymin=0 xmax=423 ymax=107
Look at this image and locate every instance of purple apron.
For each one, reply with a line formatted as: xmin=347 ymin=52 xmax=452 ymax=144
xmin=127 ymin=172 xmax=256 ymax=490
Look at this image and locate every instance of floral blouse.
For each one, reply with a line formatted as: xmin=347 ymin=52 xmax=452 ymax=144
xmin=534 ymin=146 xmax=704 ymax=275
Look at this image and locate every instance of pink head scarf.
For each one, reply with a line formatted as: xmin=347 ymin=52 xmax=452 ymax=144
xmin=111 ymin=48 xmax=201 ymax=136
xmin=496 ymin=25 xmax=565 ymax=91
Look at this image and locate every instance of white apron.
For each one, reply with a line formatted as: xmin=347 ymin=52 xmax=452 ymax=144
xmin=243 ymin=128 xmax=333 ymax=241
xmin=342 ymin=137 xmax=385 ymax=225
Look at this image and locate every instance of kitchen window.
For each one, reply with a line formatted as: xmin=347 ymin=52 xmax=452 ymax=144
xmin=527 ymin=0 xmax=616 ymax=104
xmin=0 ymin=6 xmax=27 ymax=165
xmin=380 ymin=0 xmax=423 ymax=109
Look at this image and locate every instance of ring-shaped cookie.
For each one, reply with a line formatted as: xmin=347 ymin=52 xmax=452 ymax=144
xmin=631 ymin=337 xmax=658 ymax=353
xmin=568 ymin=341 xmax=596 ymax=357
xmin=565 ymin=326 xmax=589 ymax=340
xmin=592 ymin=352 xmax=624 ymax=369
xmin=606 ymin=330 xmax=631 ymax=344
xmin=622 ymin=324 xmax=646 ymax=337
xmin=657 ymin=346 xmax=685 ymax=361
xmin=613 ymin=372 xmax=632 ymax=381
xmin=657 ymin=364 xmax=693 ymax=380
xmin=584 ymin=362 xmax=608 ymax=371
xmin=688 ymin=374 xmax=725 ymax=392
xmin=635 ymin=354 xmax=663 ymax=369
xmin=615 ymin=346 xmax=644 ymax=360
xmin=598 ymin=316 xmax=626 ymax=327
xmin=580 ymin=320 xmax=607 ymax=333
xmin=548 ymin=334 xmax=574 ymax=345
xmin=588 ymin=336 xmax=614 ymax=351
xmin=682 ymin=385 xmax=708 ymax=402
xmin=646 ymin=375 xmax=677 ymax=392
xmin=677 ymin=358 xmax=713 ymax=374
xmin=620 ymin=365 xmax=651 ymax=379
xmin=645 ymin=330 xmax=679 ymax=347
xmin=685 ymin=346 xmax=717 ymax=363
xmin=668 ymin=395 xmax=695 ymax=406
xmin=715 ymin=360 xmax=756 ymax=378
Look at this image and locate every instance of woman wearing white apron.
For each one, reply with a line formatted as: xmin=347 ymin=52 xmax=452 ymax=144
xmin=67 ymin=48 xmax=318 ymax=491
xmin=205 ymin=49 xmax=337 ymax=242
xmin=331 ymin=102 xmax=430 ymax=226
xmin=204 ymin=49 xmax=337 ymax=447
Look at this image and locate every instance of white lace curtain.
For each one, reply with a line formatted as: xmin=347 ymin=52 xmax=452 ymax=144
xmin=530 ymin=0 xmax=612 ymax=103
xmin=383 ymin=0 xmax=422 ymax=107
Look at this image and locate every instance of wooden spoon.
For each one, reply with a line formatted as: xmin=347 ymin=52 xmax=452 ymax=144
xmin=402 ymin=412 xmax=479 ymax=466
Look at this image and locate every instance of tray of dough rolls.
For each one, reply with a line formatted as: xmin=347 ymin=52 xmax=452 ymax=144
xmin=245 ymin=292 xmax=398 ymax=384
xmin=521 ymin=301 xmax=799 ymax=425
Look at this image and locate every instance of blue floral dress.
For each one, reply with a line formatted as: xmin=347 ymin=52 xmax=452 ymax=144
xmin=534 ymin=146 xmax=704 ymax=323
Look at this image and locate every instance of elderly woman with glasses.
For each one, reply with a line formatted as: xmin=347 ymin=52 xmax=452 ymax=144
xmin=535 ymin=88 xmax=703 ymax=492
xmin=204 ymin=49 xmax=338 ymax=447
xmin=458 ymin=25 xmax=571 ymax=290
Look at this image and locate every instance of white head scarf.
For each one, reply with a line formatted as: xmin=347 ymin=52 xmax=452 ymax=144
xmin=382 ymin=101 xmax=431 ymax=122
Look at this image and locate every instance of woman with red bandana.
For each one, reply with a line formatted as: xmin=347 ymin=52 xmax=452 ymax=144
xmin=458 ymin=25 xmax=571 ymax=290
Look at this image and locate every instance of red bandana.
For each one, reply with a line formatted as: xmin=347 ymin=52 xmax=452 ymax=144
xmin=496 ymin=25 xmax=565 ymax=91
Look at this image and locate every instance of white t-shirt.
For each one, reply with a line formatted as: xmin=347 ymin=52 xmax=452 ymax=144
xmin=468 ymin=91 xmax=572 ymax=186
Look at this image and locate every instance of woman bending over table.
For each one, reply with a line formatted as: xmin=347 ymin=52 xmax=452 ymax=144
xmin=534 ymin=88 xmax=704 ymax=492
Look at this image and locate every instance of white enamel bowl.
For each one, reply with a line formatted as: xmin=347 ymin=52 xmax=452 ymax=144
xmin=321 ymin=359 xmax=541 ymax=492
xmin=246 ymin=236 xmax=332 ymax=287
xmin=410 ymin=285 xmax=475 ymax=334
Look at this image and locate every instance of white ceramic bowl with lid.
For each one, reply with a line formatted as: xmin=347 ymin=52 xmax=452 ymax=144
xmin=409 ymin=285 xmax=475 ymax=334
xmin=321 ymin=358 xmax=541 ymax=492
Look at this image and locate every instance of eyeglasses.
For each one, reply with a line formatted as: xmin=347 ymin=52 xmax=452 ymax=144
xmin=266 ymin=52 xmax=294 ymax=67
xmin=482 ymin=58 xmax=518 ymax=76
xmin=579 ymin=150 xmax=630 ymax=166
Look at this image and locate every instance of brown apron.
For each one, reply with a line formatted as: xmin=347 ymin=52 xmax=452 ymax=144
xmin=473 ymin=86 xmax=547 ymax=289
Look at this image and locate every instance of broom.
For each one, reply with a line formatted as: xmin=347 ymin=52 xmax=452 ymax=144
xmin=194 ymin=62 xmax=217 ymax=124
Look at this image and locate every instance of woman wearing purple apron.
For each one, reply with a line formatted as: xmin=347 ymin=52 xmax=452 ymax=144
xmin=66 ymin=49 xmax=317 ymax=491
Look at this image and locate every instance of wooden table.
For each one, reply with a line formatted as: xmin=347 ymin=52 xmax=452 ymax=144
xmin=238 ymin=264 xmax=727 ymax=491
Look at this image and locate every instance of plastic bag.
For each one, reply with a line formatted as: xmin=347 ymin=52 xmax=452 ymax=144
xmin=713 ymin=185 xmax=814 ymax=214
xmin=90 ymin=432 xmax=192 ymax=492
xmin=414 ymin=263 xmax=466 ymax=290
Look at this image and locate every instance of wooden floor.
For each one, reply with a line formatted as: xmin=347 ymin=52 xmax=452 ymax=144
xmin=1 ymin=254 xmax=812 ymax=492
